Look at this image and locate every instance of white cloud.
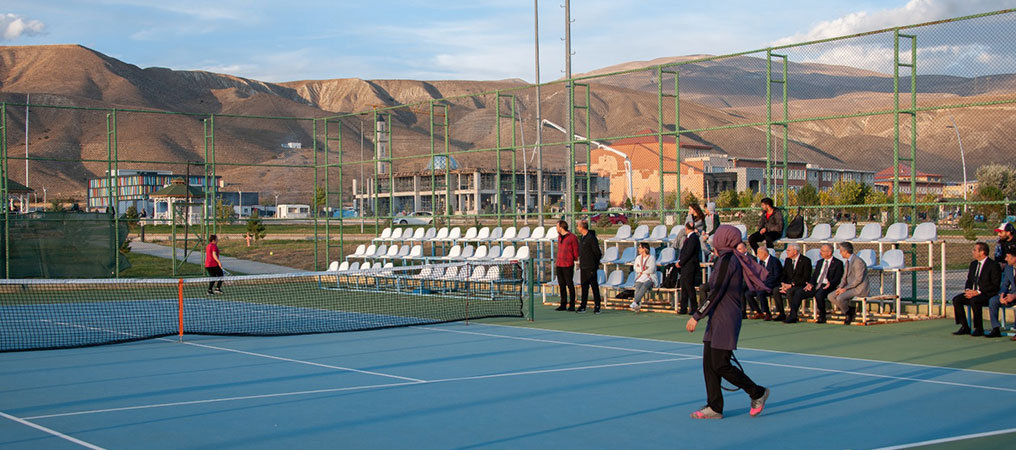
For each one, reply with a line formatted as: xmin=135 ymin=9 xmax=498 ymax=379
xmin=773 ymin=0 xmax=1014 ymax=46
xmin=0 ymin=13 xmax=45 ymax=41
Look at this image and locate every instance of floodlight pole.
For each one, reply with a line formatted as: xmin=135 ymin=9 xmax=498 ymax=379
xmin=564 ymin=0 xmax=573 ymax=226
xmin=947 ymin=114 xmax=967 ymax=212
xmin=534 ymin=0 xmax=544 ymax=227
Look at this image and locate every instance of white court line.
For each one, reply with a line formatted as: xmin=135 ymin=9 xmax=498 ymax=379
xmin=41 ymin=320 xmax=424 ymax=383
xmin=870 ymin=426 xmax=1016 ymax=450
xmin=1 ymin=411 xmax=106 ymax=449
xmin=424 ymin=326 xmax=1016 ymax=393
xmin=475 ymin=322 xmax=1016 ymax=377
xmin=176 ymin=341 xmax=424 ymax=383
xmin=24 ymin=357 xmax=691 ymax=420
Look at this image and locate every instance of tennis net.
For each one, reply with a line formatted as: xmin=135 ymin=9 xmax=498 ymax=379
xmin=0 ymin=261 xmax=524 ymax=352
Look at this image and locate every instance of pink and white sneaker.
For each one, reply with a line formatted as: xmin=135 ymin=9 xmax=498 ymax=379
xmin=749 ymin=388 xmax=770 ymax=417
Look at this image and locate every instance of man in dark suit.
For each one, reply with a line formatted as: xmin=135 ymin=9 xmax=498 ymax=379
xmin=746 ymin=246 xmax=782 ymax=321
xmin=772 ymin=244 xmax=812 ymax=323
xmin=576 ymin=220 xmax=603 ymax=314
xmin=798 ymin=243 xmax=843 ymax=324
xmin=952 ymin=242 xmax=1002 ymax=336
xmin=677 ymin=221 xmax=702 ymax=314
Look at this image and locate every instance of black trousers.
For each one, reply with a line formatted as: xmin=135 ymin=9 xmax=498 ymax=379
xmin=556 ymin=266 xmax=576 ymax=308
xmin=953 ymin=292 xmax=991 ymax=331
xmin=772 ymin=286 xmax=805 ymax=320
xmin=679 ymin=270 xmax=698 ymax=314
xmin=745 ymin=291 xmax=770 ymax=314
xmin=702 ymin=341 xmax=765 ymax=414
xmin=748 ymin=231 xmax=782 ymax=252
xmin=580 ymin=268 xmax=602 ymax=310
xmin=206 ymin=266 xmax=224 ymax=291
xmin=800 ymin=287 xmax=833 ymax=319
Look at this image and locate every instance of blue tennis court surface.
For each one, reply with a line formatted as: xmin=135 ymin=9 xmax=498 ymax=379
xmin=3 ymin=322 xmax=1015 ymax=449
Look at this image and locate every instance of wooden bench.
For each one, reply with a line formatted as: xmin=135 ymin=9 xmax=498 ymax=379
xmin=851 ymin=295 xmax=899 ymax=324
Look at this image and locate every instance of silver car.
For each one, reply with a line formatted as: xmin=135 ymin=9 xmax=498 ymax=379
xmin=396 ymin=211 xmax=434 ymax=225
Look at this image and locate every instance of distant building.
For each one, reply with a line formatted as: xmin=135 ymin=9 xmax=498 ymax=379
xmin=942 ymin=181 xmax=977 ymax=199
xmin=282 ymin=142 xmax=302 ymax=149
xmin=3 ymin=178 xmax=33 ymax=213
xmin=277 ymin=204 xmax=311 ymax=219
xmin=354 ymin=156 xmax=607 ymax=215
xmin=874 ymin=164 xmax=946 ymax=198
xmin=87 ymin=170 xmax=222 ymax=214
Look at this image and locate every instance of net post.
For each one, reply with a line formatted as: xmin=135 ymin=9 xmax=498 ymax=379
xmin=527 ymin=261 xmax=535 ymax=321
xmin=177 ymin=278 xmax=184 ymax=341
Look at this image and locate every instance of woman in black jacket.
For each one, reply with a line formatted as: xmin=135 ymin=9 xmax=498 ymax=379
xmin=576 ymin=220 xmax=603 ymax=313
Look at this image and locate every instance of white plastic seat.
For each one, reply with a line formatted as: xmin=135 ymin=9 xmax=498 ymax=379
xmin=486 ymin=227 xmax=504 ymax=242
xmin=657 ymin=247 xmax=677 ymax=265
xmin=462 ymin=227 xmax=478 ymax=242
xmin=597 ymin=269 xmax=607 ymax=285
xmin=470 ymin=265 xmax=488 ymax=281
xmin=416 ymin=266 xmax=433 ymax=278
xmin=484 ymin=266 xmax=501 ymax=281
xmin=371 ymin=245 xmax=388 ymax=259
xmin=514 ymin=226 xmax=531 ymax=241
xmin=385 ymin=245 xmax=401 ymax=258
xmin=458 ymin=245 xmax=475 ymax=260
xmin=360 ymin=262 xmax=372 ymax=271
xmin=402 ymin=228 xmax=421 ymax=243
xmin=383 ymin=262 xmax=394 ymax=269
xmin=804 ymin=248 xmax=822 ymax=266
xmin=832 ymin=223 xmax=857 ymax=241
xmin=618 ymin=272 xmax=638 ymax=289
xmin=337 ymin=261 xmax=350 ymax=272
xmin=601 ymin=269 xmax=625 ymax=288
xmin=857 ymin=249 xmax=878 ymax=268
xmin=768 ymin=248 xmax=777 ymax=258
xmin=801 ymin=223 xmax=832 ymax=242
xmin=373 ymin=227 xmax=392 ymax=243
xmin=444 ymin=245 xmax=463 ymax=260
xmin=387 ymin=228 xmax=404 ymax=242
xmin=405 ymin=245 xmax=423 ymax=260
xmin=628 ymin=225 xmax=650 ymax=242
xmin=429 ymin=266 xmax=445 ymax=278
xmin=734 ymin=224 xmax=748 ymax=240
xmin=600 ymin=247 xmax=619 ymax=264
xmin=667 ymin=225 xmax=683 ymax=242
xmin=486 ymin=245 xmax=502 ymax=260
xmin=474 ymin=227 xmax=491 ymax=242
xmin=645 ymin=225 xmax=668 ymax=242
xmin=469 ymin=246 xmax=489 ymax=261
xmin=875 ymin=250 xmax=906 ymax=270
xmin=501 ymin=227 xmax=517 ymax=242
xmin=397 ymin=245 xmax=413 ymax=259
xmin=327 ymin=261 xmax=340 ymax=271
xmin=349 ymin=244 xmax=367 ymax=259
xmin=413 ymin=228 xmax=436 ymax=242
xmin=858 ymin=223 xmax=882 ymax=241
xmin=526 ymin=226 xmax=546 ymax=242
xmin=442 ymin=265 xmax=460 ymax=279
xmin=358 ymin=244 xmax=377 ymax=259
xmin=497 ymin=246 xmax=517 ymax=260
xmin=880 ymin=223 xmax=908 ymax=243
xmin=430 ymin=227 xmax=450 ymax=242
xmin=906 ymin=222 xmax=937 ymax=243
xmin=515 ymin=246 xmax=531 ymax=261
xmin=543 ymin=226 xmax=559 ymax=242
xmin=616 ymin=247 xmax=637 ymax=264
xmin=606 ymin=225 xmax=632 ymax=242
xmin=446 ymin=227 xmax=463 ymax=242
xmin=347 ymin=262 xmax=360 ymax=271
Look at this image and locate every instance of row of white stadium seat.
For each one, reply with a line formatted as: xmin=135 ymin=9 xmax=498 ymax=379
xmin=347 ymin=244 xmax=531 ymax=262
xmin=371 ymin=226 xmax=560 ymax=245
xmin=779 ymin=222 xmax=938 ymax=245
xmin=599 ymin=246 xmax=678 ymax=266
xmin=326 ymin=261 xmax=504 ymax=282
xmin=544 ymin=269 xmax=663 ymax=290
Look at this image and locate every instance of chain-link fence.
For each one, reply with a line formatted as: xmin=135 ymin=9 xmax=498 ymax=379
xmin=2 ymin=10 xmax=1015 ymax=287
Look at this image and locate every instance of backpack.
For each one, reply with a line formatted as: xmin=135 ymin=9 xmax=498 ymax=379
xmin=661 ymin=264 xmax=680 ymax=289
xmin=785 ymin=214 xmax=805 ymax=239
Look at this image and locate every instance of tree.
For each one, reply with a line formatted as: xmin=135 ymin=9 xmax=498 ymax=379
xmin=796 ymin=184 xmax=820 ymax=206
xmin=975 ymin=164 xmax=1016 ymax=200
xmin=680 ymin=190 xmax=699 ymax=208
xmin=640 ymin=193 xmax=658 ymax=211
xmin=314 ymin=186 xmax=327 ymax=215
xmin=738 ymin=190 xmax=761 ymax=209
xmin=124 ymin=205 xmax=140 ymax=229
xmin=48 ymin=199 xmax=64 ymax=212
xmin=716 ymin=190 xmax=739 ymax=210
xmin=622 ymin=197 xmax=634 ymax=211
xmin=246 ymin=208 xmax=267 ymax=241
xmin=215 ymin=199 xmax=237 ymax=223
xmin=958 ymin=212 xmax=978 ymax=241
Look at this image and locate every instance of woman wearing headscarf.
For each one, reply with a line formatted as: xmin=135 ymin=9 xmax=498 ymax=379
xmin=686 ymin=225 xmax=771 ymax=419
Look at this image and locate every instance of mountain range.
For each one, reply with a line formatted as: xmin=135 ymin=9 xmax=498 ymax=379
xmin=1 ymin=44 xmax=1013 ymax=203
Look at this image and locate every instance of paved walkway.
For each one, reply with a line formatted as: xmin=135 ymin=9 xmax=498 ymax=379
xmin=131 ymin=242 xmax=301 ymax=274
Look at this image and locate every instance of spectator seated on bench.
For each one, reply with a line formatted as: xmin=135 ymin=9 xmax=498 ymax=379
xmin=952 ymin=242 xmax=1002 ymax=337
xmin=829 ymin=242 xmax=867 ymax=325
xmin=748 ymin=197 xmax=783 ymax=252
xmin=986 ymin=247 xmax=1016 ymax=338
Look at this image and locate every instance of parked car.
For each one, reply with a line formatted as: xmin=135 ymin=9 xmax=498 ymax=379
xmin=591 ymin=212 xmax=628 ymax=225
xmin=396 ymin=211 xmax=434 ymax=225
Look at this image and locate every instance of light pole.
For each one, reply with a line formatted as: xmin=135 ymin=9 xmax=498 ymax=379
xmin=947 ymin=114 xmax=967 ymax=212
xmin=274 ymin=193 xmax=279 ymax=217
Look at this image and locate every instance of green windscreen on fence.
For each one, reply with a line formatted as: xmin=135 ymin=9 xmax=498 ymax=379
xmin=1 ymin=212 xmax=130 ymax=278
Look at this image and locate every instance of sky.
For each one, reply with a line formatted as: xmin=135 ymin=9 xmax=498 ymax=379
xmin=1 ymin=0 xmax=1014 ymax=82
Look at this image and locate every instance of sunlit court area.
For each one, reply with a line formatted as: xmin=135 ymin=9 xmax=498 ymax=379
xmin=3 ymin=2 xmax=1016 ymax=449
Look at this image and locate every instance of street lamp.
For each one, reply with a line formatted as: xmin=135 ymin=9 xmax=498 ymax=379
xmin=946 ymin=114 xmax=967 ymax=212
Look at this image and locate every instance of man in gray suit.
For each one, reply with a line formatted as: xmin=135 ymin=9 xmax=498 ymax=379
xmin=830 ymin=242 xmax=868 ymax=325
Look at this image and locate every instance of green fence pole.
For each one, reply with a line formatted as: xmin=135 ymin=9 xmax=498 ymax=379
xmin=1 ymin=102 xmax=7 ymax=278
xmin=528 ymin=261 xmax=535 ymax=321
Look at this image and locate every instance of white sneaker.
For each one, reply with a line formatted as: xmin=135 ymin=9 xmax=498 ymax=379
xmin=629 ymin=301 xmax=639 ymax=312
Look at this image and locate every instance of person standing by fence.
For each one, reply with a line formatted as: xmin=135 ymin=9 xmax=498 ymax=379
xmin=555 ymin=220 xmax=580 ymax=311
xmin=677 ymin=222 xmax=701 ymax=314
xmin=576 ymin=220 xmax=603 ymax=314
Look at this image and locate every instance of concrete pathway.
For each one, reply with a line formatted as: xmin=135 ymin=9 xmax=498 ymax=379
xmin=131 ymin=242 xmax=301 ymax=274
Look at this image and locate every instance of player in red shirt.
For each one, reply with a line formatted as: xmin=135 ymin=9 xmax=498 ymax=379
xmin=205 ymin=235 xmax=225 ymax=294
xmin=555 ymin=220 xmax=580 ymax=311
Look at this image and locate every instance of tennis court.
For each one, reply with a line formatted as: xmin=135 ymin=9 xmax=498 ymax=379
xmin=3 ymin=317 xmax=1016 ymax=449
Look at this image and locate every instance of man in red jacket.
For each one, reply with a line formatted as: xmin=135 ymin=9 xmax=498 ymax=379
xmin=556 ymin=220 xmax=580 ymax=311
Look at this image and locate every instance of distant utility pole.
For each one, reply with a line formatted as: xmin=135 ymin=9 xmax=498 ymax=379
xmin=534 ymin=0 xmax=544 ymax=226
xmin=564 ymin=0 xmax=573 ymax=225
xmin=25 ymin=93 xmax=30 ymax=190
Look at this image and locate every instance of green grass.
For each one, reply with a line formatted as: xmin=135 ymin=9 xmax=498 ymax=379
xmin=481 ymin=302 xmax=1016 ymax=374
